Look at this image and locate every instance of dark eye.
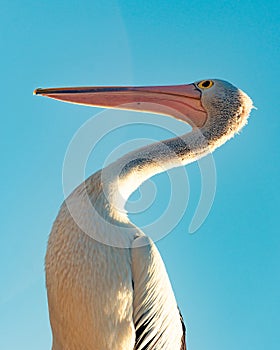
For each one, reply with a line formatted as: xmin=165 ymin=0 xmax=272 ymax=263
xmin=197 ymin=80 xmax=214 ymax=89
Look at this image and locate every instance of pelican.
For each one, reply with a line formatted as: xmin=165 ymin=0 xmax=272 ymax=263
xmin=34 ymin=79 xmax=253 ymax=350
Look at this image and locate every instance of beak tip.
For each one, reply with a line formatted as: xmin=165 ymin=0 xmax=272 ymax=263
xmin=33 ymin=88 xmax=42 ymax=96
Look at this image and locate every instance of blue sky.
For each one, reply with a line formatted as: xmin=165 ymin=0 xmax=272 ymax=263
xmin=1 ymin=0 xmax=279 ymax=349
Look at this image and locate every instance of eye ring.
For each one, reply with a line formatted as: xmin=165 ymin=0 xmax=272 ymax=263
xmin=197 ymin=80 xmax=214 ymax=89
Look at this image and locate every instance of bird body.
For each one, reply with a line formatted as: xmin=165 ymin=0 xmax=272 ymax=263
xmin=35 ymin=79 xmax=253 ymax=349
xmin=46 ymin=171 xmax=185 ymax=349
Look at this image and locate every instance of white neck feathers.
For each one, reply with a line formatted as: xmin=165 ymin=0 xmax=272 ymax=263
xmin=101 ymin=129 xmax=212 ymax=215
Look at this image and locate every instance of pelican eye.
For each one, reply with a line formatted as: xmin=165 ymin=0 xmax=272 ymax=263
xmin=197 ymin=80 xmax=214 ymax=89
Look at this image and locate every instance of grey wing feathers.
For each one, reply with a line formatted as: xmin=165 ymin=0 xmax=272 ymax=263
xmin=131 ymin=236 xmax=186 ymax=350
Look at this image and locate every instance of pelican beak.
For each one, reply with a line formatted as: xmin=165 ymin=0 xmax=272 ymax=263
xmin=34 ymin=84 xmax=207 ymax=127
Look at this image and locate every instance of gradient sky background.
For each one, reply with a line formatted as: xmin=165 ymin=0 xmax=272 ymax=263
xmin=1 ymin=1 xmax=279 ymax=349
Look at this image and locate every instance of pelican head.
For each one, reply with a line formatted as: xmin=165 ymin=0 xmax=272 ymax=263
xmin=195 ymin=79 xmax=253 ymax=145
xmin=34 ymin=79 xmax=253 ymax=147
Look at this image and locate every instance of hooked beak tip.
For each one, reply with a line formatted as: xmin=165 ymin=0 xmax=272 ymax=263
xmin=33 ymin=88 xmax=43 ymax=96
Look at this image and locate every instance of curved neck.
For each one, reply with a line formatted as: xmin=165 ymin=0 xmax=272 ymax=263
xmin=101 ymin=128 xmax=215 ymax=214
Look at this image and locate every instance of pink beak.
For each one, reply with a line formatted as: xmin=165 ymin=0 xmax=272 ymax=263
xmin=34 ymin=83 xmax=207 ymax=127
